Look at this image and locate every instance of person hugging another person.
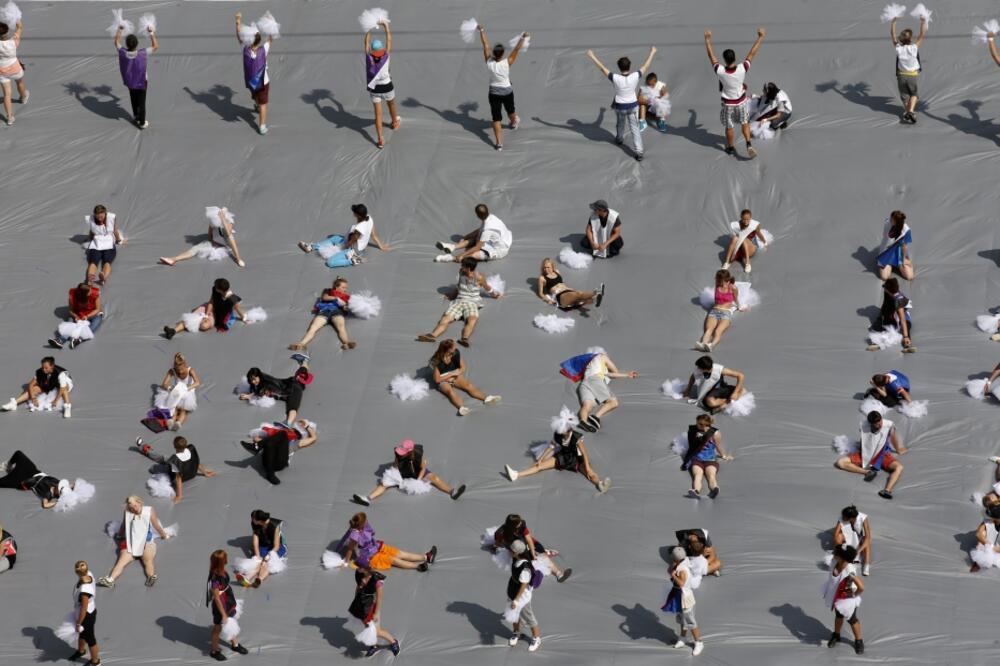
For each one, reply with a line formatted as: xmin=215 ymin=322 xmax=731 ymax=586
xmin=288 ymin=277 xmax=358 ymax=351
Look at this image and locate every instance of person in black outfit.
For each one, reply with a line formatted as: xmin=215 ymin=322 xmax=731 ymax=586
xmin=240 ymin=420 xmax=318 ymax=484
xmin=503 ymin=427 xmax=610 ymax=493
xmin=137 ymin=435 xmax=216 ymax=504
xmin=238 ymin=355 xmax=313 ymax=424
xmin=0 ymin=522 xmax=16 ymax=573
xmin=237 ymin=510 xmax=287 ymax=587
xmin=163 ymin=278 xmax=247 ymax=338
xmin=352 ymin=439 xmax=466 ymax=506
xmin=866 ymin=278 xmax=914 ymax=352
xmin=1 ymin=356 xmax=74 ymax=417
xmin=0 ymin=450 xmax=69 ymax=509
xmin=492 ymin=514 xmax=572 ymax=582
xmin=69 ymin=560 xmax=100 ymax=665
xmin=207 ymin=549 xmax=249 ymax=661
xmin=349 ymin=566 xmax=400 ymax=657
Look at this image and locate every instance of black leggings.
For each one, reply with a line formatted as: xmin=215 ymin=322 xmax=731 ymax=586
xmin=488 ymin=92 xmax=515 ymax=122
xmin=261 ymin=433 xmax=291 ymax=476
xmin=79 ymin=611 xmax=97 ymax=647
xmin=129 ymin=88 xmax=147 ymax=124
xmin=0 ymin=451 xmax=39 ymax=489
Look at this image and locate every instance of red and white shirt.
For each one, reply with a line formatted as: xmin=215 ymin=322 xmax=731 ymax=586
xmin=714 ymin=60 xmax=749 ymax=105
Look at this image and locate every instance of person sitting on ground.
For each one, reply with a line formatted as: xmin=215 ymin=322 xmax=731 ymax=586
xmin=353 ymin=439 xmax=466 ymax=506
xmin=138 ymin=435 xmax=215 ymax=504
xmin=866 ymin=278 xmax=914 ymax=352
xmin=0 ymin=522 xmax=15 ymax=574
xmin=680 ymin=414 xmax=733 ymax=499
xmin=1 ymin=356 xmax=73 ymax=417
xmin=98 ymin=495 xmax=171 ymax=588
xmin=504 ymin=421 xmax=611 ymax=493
xmin=537 ymin=258 xmax=605 ymax=311
xmin=696 ymin=269 xmax=743 ymax=352
xmin=156 ymin=353 xmax=200 ymax=431
xmin=750 ymin=82 xmax=792 ymax=130
xmin=435 ymin=204 xmax=512 ymax=263
xmin=0 ymin=450 xmax=72 ymax=509
xmin=163 ymin=278 xmax=247 ymax=339
xmin=582 ymin=200 xmax=624 ymax=259
xmin=237 ymin=509 xmax=287 ymax=588
xmin=425 ymin=339 xmax=501 ymax=416
xmin=866 ymin=371 xmax=912 ymax=407
xmin=297 ymin=204 xmax=390 ymax=268
xmin=876 ymin=211 xmax=915 ymax=281
xmin=492 ymin=514 xmax=572 ymax=582
xmin=833 ymin=505 xmax=872 ymax=576
xmin=159 ymin=206 xmax=246 ymax=268
xmin=638 ymin=71 xmax=669 ymax=131
xmin=240 ymin=419 xmax=318 ymax=485
xmin=835 ymin=411 xmax=908 ymax=500
xmin=289 ymin=277 xmax=358 ymax=351
xmin=683 ymin=355 xmax=746 ymax=413
xmin=971 ymin=504 xmax=1000 ymax=573
xmin=239 ymin=355 xmax=313 ymax=424
xmin=722 ymin=209 xmax=770 ymax=273
xmin=417 ymin=258 xmax=501 ymax=348
xmin=341 ymin=512 xmax=436 ymax=571
xmin=677 ymin=528 xmax=723 ymax=577
xmin=560 ymin=349 xmax=639 ymax=432
xmin=49 ymin=283 xmax=104 ymax=350
xmin=84 ymin=205 xmax=126 ymax=285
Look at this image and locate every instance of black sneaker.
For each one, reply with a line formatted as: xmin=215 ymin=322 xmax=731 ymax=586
xmin=878 ymin=489 xmax=893 ymax=500
xmin=230 ymin=644 xmax=248 ymax=655
xmin=426 ymin=545 xmax=438 ymax=564
xmin=587 ymin=414 xmax=601 ymax=431
xmin=724 ymin=146 xmax=736 ymax=155
xmin=417 ymin=562 xmax=429 ymax=572
xmin=450 ymin=484 xmax=466 ymax=500
xmin=210 ymin=651 xmax=227 ymax=661
xmin=163 ymin=326 xmax=175 ymax=340
xmin=389 ymin=641 xmax=400 ymax=656
xmin=69 ymin=649 xmax=86 ymax=661
xmin=557 ymin=568 xmax=573 ymax=583
xmin=827 ymin=632 xmax=839 ymax=648
xmin=708 ymin=487 xmax=720 ymax=499
xmin=365 ymin=646 xmax=379 ymax=658
xmin=777 ymin=121 xmax=788 ymax=129
xmin=48 ymin=338 xmax=64 ymax=349
xmin=578 ymin=420 xmax=597 ymax=433
xmin=68 ymin=338 xmax=78 ymax=349
xmin=352 ymin=493 xmax=371 ymax=506
xmin=635 ymin=153 xmax=643 ymax=162
xmin=240 ymin=441 xmax=261 ymax=455
xmin=863 ymin=469 xmax=878 ymax=482
xmin=854 ymin=639 xmax=864 ymax=654
xmin=595 ymin=283 xmax=605 ymax=308
xmin=266 ymin=474 xmax=281 ymax=485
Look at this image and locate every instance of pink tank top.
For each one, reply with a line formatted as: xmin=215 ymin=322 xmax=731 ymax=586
xmin=715 ymin=286 xmax=735 ymax=306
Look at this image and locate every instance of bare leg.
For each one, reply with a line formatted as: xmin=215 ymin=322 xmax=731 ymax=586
xmin=226 ymin=235 xmax=244 ymax=266
xmin=428 ymin=314 xmax=455 ymax=338
xmin=899 ymin=261 xmax=915 ymax=281
xmin=140 ymin=545 xmax=156 ymax=577
xmin=259 ymin=102 xmax=268 ymax=127
xmin=884 ymin=462 xmax=904 ymax=492
xmin=705 ymin=465 xmax=719 ymax=491
xmin=700 ymin=317 xmax=719 ymax=345
xmin=877 ymin=265 xmax=892 ymax=280
xmin=741 ymin=122 xmax=752 ymax=144
xmin=438 ymin=383 xmax=464 ymax=409
xmin=376 ymin=626 xmax=396 ymax=645
xmin=741 ymin=239 xmax=757 ymax=268
xmin=16 ymin=79 xmax=27 ymax=101
xmin=100 ymin=262 xmax=112 ymax=283
xmin=1 ymin=81 xmax=11 ymax=121
xmin=723 ymin=236 xmax=739 ymax=264
xmin=578 ymin=449 xmax=602 ymax=487
xmin=291 ymin=316 xmax=328 ymax=349
xmin=107 ymin=551 xmax=136 ymax=580
xmin=210 ymin=624 xmax=222 ymax=653
xmin=387 ymin=99 xmax=400 ymax=128
xmin=368 ymin=484 xmax=388 ymax=501
xmin=690 ymin=466 xmax=704 ymax=493
xmin=453 ymin=376 xmax=487 ymax=401
xmin=160 ymin=247 xmax=200 ymax=265
xmin=710 ymin=319 xmax=732 ymax=346
xmin=373 ymin=102 xmax=385 ymax=145
xmin=174 ymin=408 xmax=188 ymax=427
xmin=725 ymin=127 xmax=735 ymax=149
xmin=593 ymin=397 xmax=619 ymax=419
xmin=834 ymin=458 xmax=866 ymax=476
xmin=424 ymin=472 xmax=453 ymax=494
xmin=460 ymin=316 xmax=479 ymax=341
xmin=578 ymin=399 xmax=596 ymax=423
xmin=907 ymin=94 xmax=918 ymax=114
xmin=86 ymin=262 xmax=99 ymax=283
xmin=330 ymin=314 xmax=355 ymax=349
xmin=516 ymin=458 xmax=557 ymax=479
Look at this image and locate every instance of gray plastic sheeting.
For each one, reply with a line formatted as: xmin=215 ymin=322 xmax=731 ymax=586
xmin=1 ymin=1 xmax=998 ymax=664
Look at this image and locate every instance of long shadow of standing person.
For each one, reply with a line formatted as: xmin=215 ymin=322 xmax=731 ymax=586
xmin=64 ymin=83 xmax=129 ymax=121
xmin=401 ymin=97 xmax=493 ymax=147
xmin=611 ymin=603 xmax=676 ymax=645
xmin=923 ymin=99 xmax=1000 ymax=147
xmin=532 ymin=108 xmax=617 ymax=145
xmin=769 ymin=603 xmax=830 ymax=645
xmin=301 ymin=89 xmax=375 ymax=145
xmin=815 ymin=80 xmax=916 ymax=119
xmin=445 ymin=600 xmax=509 ymax=645
xmin=670 ymin=109 xmax=723 ymax=151
xmin=183 ymin=85 xmax=255 ymax=127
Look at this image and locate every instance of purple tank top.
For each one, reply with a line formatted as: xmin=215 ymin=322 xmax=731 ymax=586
xmin=243 ymin=45 xmax=267 ymax=91
xmin=349 ymin=523 xmax=380 ymax=566
xmin=118 ymin=48 xmax=148 ymax=90
xmin=365 ymin=53 xmax=389 ymax=87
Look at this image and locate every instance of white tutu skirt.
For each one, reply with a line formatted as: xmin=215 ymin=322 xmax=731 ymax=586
xmin=57 ymin=320 xmax=95 ymax=341
xmin=155 ymin=384 xmax=197 ymax=412
xmin=503 ymin=590 xmax=532 ymax=625
xmin=534 ymin=313 xmax=575 ymax=334
xmin=381 ymin=466 xmax=433 ymax=495
xmin=235 ymin=379 xmax=277 ymax=408
xmin=671 ymin=434 xmax=688 ymax=457
xmin=970 ymin=543 xmax=1000 ymax=569
xmin=833 ymin=596 xmax=861 ymax=618
xmin=661 ymin=378 xmax=686 ymax=400
xmin=235 ymin=554 xmax=288 ymax=578
xmin=723 ymin=391 xmax=755 ymax=417
xmin=181 ymin=308 xmax=210 ymax=333
xmin=867 ymin=326 xmax=902 ymax=350
xmin=28 ymin=389 xmax=64 ymax=412
xmin=966 ymin=379 xmax=1000 ymax=401
xmin=389 ymin=374 xmax=430 ymax=401
xmin=193 ymin=241 xmax=232 ymax=262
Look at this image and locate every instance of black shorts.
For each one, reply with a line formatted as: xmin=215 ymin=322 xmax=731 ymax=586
xmin=212 ymin=605 xmax=226 ymax=626
xmin=704 ymin=383 xmax=736 ymax=402
xmin=835 ymin=608 xmax=859 ymax=623
xmin=488 ymin=92 xmax=515 ymax=122
xmin=86 ymin=248 xmax=117 ymax=266
xmin=79 ymin=611 xmax=97 ymax=646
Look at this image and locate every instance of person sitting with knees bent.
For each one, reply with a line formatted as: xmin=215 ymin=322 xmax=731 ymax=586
xmin=638 ymin=71 xmax=669 ymax=131
xmin=866 ymin=371 xmax=912 ymax=407
xmin=425 ymin=339 xmax=500 ymax=416
xmin=1 ymin=357 xmax=73 ymax=418
xmin=49 ymin=283 xmax=104 ymax=350
xmin=98 ymin=496 xmax=171 ymax=588
xmin=297 ymin=204 xmax=390 ymax=268
xmin=833 ymin=505 xmax=872 ymax=576
xmin=835 ymin=411 xmax=907 ymax=500
xmin=680 ymin=414 xmax=733 ymax=500
xmin=288 ymin=277 xmax=358 ymax=351
xmin=239 ymin=357 xmax=313 ymax=425
xmin=353 ymin=439 xmax=466 ymax=506
xmin=537 ymin=258 xmax=605 ymax=311
xmin=683 ymin=355 xmax=745 ymax=413
xmin=435 ymin=204 xmax=512 ymax=263
xmin=417 ymin=258 xmax=500 ymax=348
xmin=722 ymin=209 xmax=769 ymax=273
xmin=583 ymin=200 xmax=623 ymax=259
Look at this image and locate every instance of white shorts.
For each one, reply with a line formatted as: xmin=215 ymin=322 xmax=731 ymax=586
xmin=0 ymin=70 xmax=24 ymax=84
xmin=481 ymin=242 xmax=509 ymax=260
xmin=370 ymin=89 xmax=396 ymax=103
xmin=58 ymin=372 xmax=74 ymax=391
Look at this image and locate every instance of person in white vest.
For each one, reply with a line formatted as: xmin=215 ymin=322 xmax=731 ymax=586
xmin=682 ymin=356 xmax=746 ymax=413
xmin=832 ymin=506 xmax=872 ymax=576
xmin=583 ymin=200 xmax=623 ymax=258
xmin=823 ymin=545 xmax=865 ymax=654
xmin=661 ymin=546 xmax=704 ymax=656
xmin=97 ymin=496 xmax=171 ymax=588
xmin=834 ymin=411 xmax=907 ymax=500
xmin=890 ymin=14 xmax=927 ymax=124
xmin=68 ymin=560 xmax=100 ymax=664
xmin=722 ymin=209 xmax=770 ymax=273
xmin=435 ymin=204 xmax=512 ymax=263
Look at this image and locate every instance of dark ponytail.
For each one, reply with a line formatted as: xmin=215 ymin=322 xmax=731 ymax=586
xmin=251 ymin=509 xmax=270 ymax=523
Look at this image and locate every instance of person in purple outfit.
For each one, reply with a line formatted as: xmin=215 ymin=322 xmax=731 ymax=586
xmin=236 ymin=12 xmax=272 ymax=135
xmin=364 ymin=20 xmax=399 ymax=148
xmin=114 ymin=24 xmax=158 ymax=129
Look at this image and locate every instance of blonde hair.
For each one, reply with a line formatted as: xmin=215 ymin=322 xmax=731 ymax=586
xmin=126 ymin=495 xmax=143 ymax=509
xmin=540 ymin=257 xmax=554 ymax=273
xmin=173 ymin=353 xmax=189 ymax=373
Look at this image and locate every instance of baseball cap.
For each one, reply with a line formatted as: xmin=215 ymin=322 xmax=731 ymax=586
xmin=371 ymin=39 xmax=386 ymax=56
xmin=510 ymin=539 xmax=527 ymax=554
xmin=394 ymin=439 xmax=415 ymax=456
xmin=589 ymin=199 xmax=609 ymax=212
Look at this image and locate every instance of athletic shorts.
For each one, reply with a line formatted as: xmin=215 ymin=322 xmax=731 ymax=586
xmin=86 ymin=248 xmax=117 ymax=265
xmin=445 ymin=300 xmax=480 ymax=320
xmin=488 ymin=92 xmax=515 ymax=122
xmin=79 ymin=611 xmax=97 ymax=646
xmin=677 ymin=608 xmax=697 ymax=630
xmin=848 ymin=451 xmax=896 ymax=469
xmin=481 ymin=242 xmax=509 ymax=260
xmin=251 ymin=83 xmax=270 ymax=105
xmin=578 ymin=376 xmax=613 ymax=405
xmin=0 ymin=69 xmax=24 ymax=83
xmin=370 ymin=89 xmax=396 ymax=103
xmin=720 ymin=100 xmax=749 ymax=128
xmin=517 ymin=602 xmax=538 ymax=628
xmin=368 ymin=543 xmax=400 ymax=570
xmin=896 ymin=74 xmax=918 ymax=99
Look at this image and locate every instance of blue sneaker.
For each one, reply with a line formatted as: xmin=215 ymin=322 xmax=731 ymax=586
xmin=638 ymin=119 xmax=647 ymax=132
xmin=290 ymin=352 xmax=310 ymax=365
xmin=389 ymin=641 xmax=400 ymax=656
xmin=657 ymin=119 xmax=667 ymax=132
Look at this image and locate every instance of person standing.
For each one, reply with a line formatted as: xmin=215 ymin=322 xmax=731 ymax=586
xmin=703 ymin=28 xmax=765 ymax=157
xmin=0 ymin=17 xmax=27 ymax=125
xmin=478 ymin=25 xmax=528 ymax=150
xmin=584 ymin=46 xmax=657 ymax=160
xmin=68 ymin=561 xmax=100 ymax=665
xmin=890 ymin=15 xmax=926 ymax=124
xmin=506 ymin=540 xmax=542 ymax=652
xmin=349 ymin=566 xmax=400 ymax=657
xmin=236 ymin=12 xmax=272 ymax=135
xmin=207 ymin=550 xmax=249 ymax=660
xmin=365 ymin=19 xmax=400 ymax=148
xmin=114 ymin=23 xmax=158 ymax=128
xmin=823 ymin=545 xmax=865 ymax=654
xmin=662 ymin=546 xmax=704 ymax=656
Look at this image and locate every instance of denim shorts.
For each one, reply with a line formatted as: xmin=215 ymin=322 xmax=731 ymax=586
xmin=708 ymin=308 xmax=734 ymax=321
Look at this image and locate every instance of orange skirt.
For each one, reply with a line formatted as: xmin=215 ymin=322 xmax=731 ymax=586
xmin=368 ymin=543 xmax=399 ymax=570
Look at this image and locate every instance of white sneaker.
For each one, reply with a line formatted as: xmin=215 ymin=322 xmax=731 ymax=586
xmin=1 ymin=398 xmax=16 ymax=411
xmin=704 ymin=342 xmax=714 ymax=352
xmin=259 ymin=124 xmax=269 ymax=135
xmin=528 ymin=637 xmax=541 ymax=652
xmin=508 ymin=635 xmax=519 ymax=647
xmin=437 ymin=242 xmax=456 ymax=253
xmin=862 ymin=563 xmax=870 ymax=576
xmin=744 ymin=263 xmax=751 ymax=274
xmin=0 ymin=461 xmax=7 ymax=473
xmin=434 ymin=253 xmax=455 ymax=263
xmin=692 ymin=641 xmax=704 ymax=656
xmin=673 ymin=640 xmax=687 ymax=649
xmin=484 ymin=395 xmax=501 ymax=405
xmin=597 ymin=477 xmax=611 ymax=493
xmin=20 ymin=91 xmax=29 ymax=105
xmin=140 ymin=121 xmax=150 ymax=129
xmin=63 ymin=403 xmax=72 ymax=418
xmin=505 ymin=465 xmax=518 ymax=482
xmin=721 ymin=262 xmax=730 ymax=270
xmin=458 ymin=406 xmax=470 ymax=416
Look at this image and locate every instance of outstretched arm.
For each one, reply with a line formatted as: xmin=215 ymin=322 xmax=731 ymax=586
xmin=586 ymin=49 xmax=611 ymax=77
xmin=478 ymin=25 xmax=490 ymax=61
xmin=235 ymin=12 xmax=244 ymax=45
xmin=383 ymin=21 xmax=392 ymax=53
xmin=746 ymin=27 xmax=765 ymax=62
xmin=364 ymin=29 xmax=372 ymax=52
xmin=915 ymin=17 xmax=927 ymax=47
xmin=509 ymin=32 xmax=528 ymax=65
xmin=890 ymin=18 xmax=898 ymax=46
xmin=989 ymin=35 xmax=1000 ymax=67
xmin=704 ymin=31 xmax=718 ymax=66
xmin=114 ymin=26 xmax=123 ymax=49
xmin=639 ymin=46 xmax=657 ymax=74
xmin=149 ymin=27 xmax=159 ymax=52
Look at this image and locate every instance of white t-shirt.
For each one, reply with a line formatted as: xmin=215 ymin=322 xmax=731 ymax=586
xmin=169 ymin=447 xmax=192 ymax=475
xmin=642 ymin=80 xmax=666 ymax=98
xmin=86 ymin=214 xmax=117 ymax=251
xmin=0 ymin=35 xmax=21 ymax=71
xmin=350 ymin=217 xmax=375 ymax=253
xmin=759 ymin=89 xmax=792 ymax=115
xmin=486 ymin=58 xmax=511 ymax=90
xmin=714 ymin=61 xmax=750 ymax=104
xmin=247 ymin=42 xmax=271 ymax=86
xmin=517 ymin=567 xmax=532 ymax=584
xmin=584 ymin=355 xmax=609 ymax=382
xmin=609 ymin=71 xmax=641 ymax=106
xmin=895 ymin=44 xmax=920 ymax=73
xmin=480 ymin=214 xmax=512 ymax=250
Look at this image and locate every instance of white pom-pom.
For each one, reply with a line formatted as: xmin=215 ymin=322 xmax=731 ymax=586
xmin=699 ymin=287 xmax=715 ymax=310
xmin=162 ymin=523 xmax=178 ymax=539
xmin=205 ymin=206 xmax=232 ymax=229
xmin=832 ymin=435 xmax=860 ymax=456
xmin=181 ymin=312 xmax=209 ymax=333
xmin=671 ymin=434 xmax=689 ymax=457
xmin=0 ymin=2 xmax=22 ymax=26
xmin=221 ymin=616 xmax=241 ymax=642
xmin=486 ymin=274 xmax=506 ymax=296
xmin=661 ymin=379 xmax=686 ymax=400
xmin=138 ymin=13 xmax=156 ymax=35
xmin=559 ymin=246 xmax=593 ymax=269
xmin=859 ymin=397 xmax=888 ymax=417
xmin=460 ymin=18 xmax=478 ymax=43
xmin=972 ymin=20 xmax=1000 ymax=45
xmin=347 ymin=291 xmax=382 ymax=319
xmin=235 ymin=556 xmax=262 ymax=577
xmin=104 ymin=520 xmax=121 ymax=539
xmin=359 ymin=7 xmax=389 ymax=33
xmin=193 ymin=242 xmax=231 ymax=262
xmin=399 ymin=478 xmax=433 ymax=495
xmin=880 ymin=3 xmax=907 ymax=23
xmin=759 ymin=229 xmax=775 ymax=246
xmin=735 ymin=281 xmax=761 ymax=309
xmin=510 ymin=33 xmax=530 ymax=51
xmin=264 ymin=553 xmax=287 ymax=574
xmin=868 ymin=326 xmax=902 ymax=350
xmin=107 ymin=9 xmax=135 ymax=37
xmin=822 ymin=552 xmax=834 ymax=569
xmin=898 ymin=400 xmax=928 ymax=418
xmin=751 ymin=122 xmax=776 ymax=140
xmin=389 ymin=374 xmax=430 ymax=401
xmin=146 ymin=473 xmax=176 ymax=499
xmin=238 ymin=23 xmax=258 ymax=47
xmin=55 ymin=479 xmax=96 ymax=512
xmin=355 ymin=622 xmax=378 ymax=646
xmin=533 ymin=313 xmax=575 ymax=334
xmin=649 ymin=95 xmax=671 ymax=119
xmin=972 ymin=492 xmax=985 ymax=505
xmin=910 ymin=3 xmax=931 ymax=22
xmin=966 ymin=379 xmax=988 ymax=399
xmin=255 ymin=11 xmax=280 ymax=39
xmin=317 ymin=242 xmax=343 ymax=260
xmin=550 ymin=405 xmax=579 ymax=434
xmin=970 ymin=543 xmax=1000 ymax=569
xmin=57 ymin=320 xmax=95 ymax=341
xmin=55 ymin=612 xmax=79 ymax=646
xmin=723 ymin=391 xmax=756 ymax=417
xmin=244 ymin=307 xmax=268 ymax=324
xmin=976 ymin=314 xmax=1000 ymax=333
xmin=322 ymin=550 xmax=347 ymax=570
